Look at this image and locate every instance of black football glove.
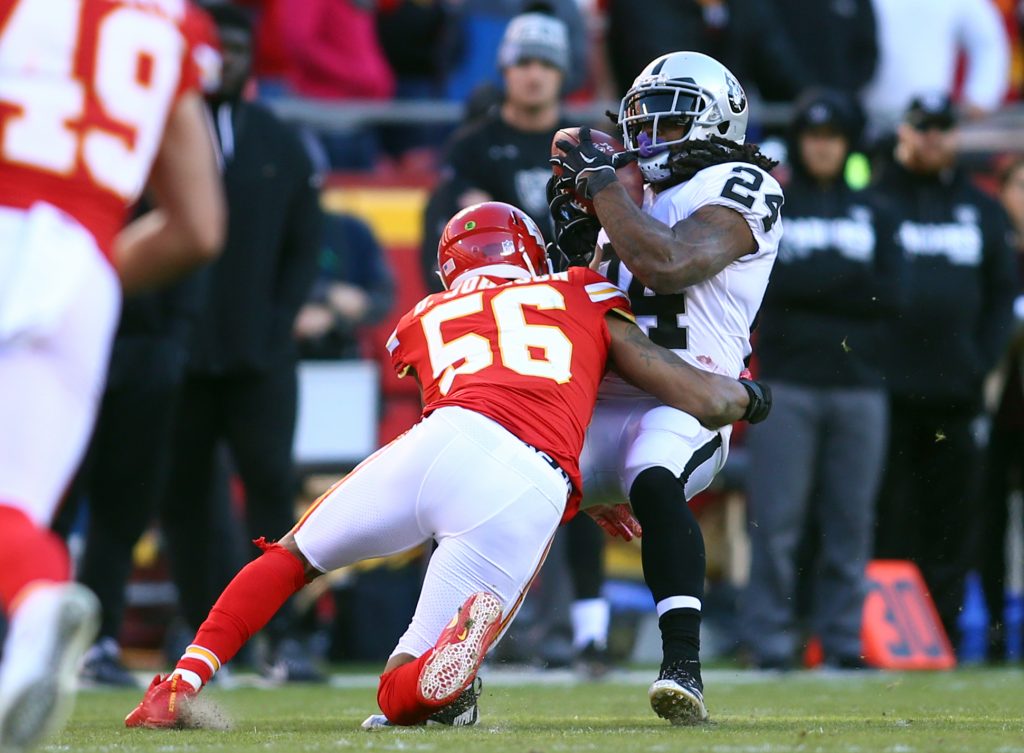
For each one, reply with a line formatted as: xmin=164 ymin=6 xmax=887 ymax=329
xmin=739 ymin=379 xmax=772 ymax=423
xmin=546 ymin=175 xmax=600 ymax=267
xmin=551 ymin=126 xmax=619 ymax=200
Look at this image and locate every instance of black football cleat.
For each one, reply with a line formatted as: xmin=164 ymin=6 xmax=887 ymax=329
xmin=648 ymin=659 xmax=708 ymax=725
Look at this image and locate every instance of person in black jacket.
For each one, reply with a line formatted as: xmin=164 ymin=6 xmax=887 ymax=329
xmin=159 ymin=4 xmax=322 ymax=680
xmin=739 ymin=90 xmax=903 ymax=669
xmin=872 ymin=94 xmax=1017 ymax=650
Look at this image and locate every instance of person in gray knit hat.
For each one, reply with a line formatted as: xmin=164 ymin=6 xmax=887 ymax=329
xmin=498 ymin=11 xmax=570 ymax=75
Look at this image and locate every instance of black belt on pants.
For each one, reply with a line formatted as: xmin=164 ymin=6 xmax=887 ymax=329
xmin=525 ymin=443 xmax=572 ymax=495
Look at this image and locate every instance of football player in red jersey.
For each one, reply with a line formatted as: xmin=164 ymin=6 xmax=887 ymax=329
xmin=0 ymin=1 xmax=223 ymax=749
xmin=124 ymin=202 xmax=769 ymax=731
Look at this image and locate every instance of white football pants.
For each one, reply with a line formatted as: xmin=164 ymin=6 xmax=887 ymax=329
xmin=0 ymin=203 xmax=120 ymax=524
xmin=580 ymin=395 xmax=732 ymax=506
xmin=292 ymin=406 xmax=568 ymax=658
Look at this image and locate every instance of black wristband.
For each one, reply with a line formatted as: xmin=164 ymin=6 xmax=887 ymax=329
xmin=739 ymin=379 xmax=772 ymax=423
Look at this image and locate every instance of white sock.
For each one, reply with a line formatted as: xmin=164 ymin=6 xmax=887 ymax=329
xmin=171 ymin=669 xmax=203 ymax=691
xmin=571 ymin=598 xmax=610 ymax=650
xmin=655 ymin=595 xmax=702 ymax=617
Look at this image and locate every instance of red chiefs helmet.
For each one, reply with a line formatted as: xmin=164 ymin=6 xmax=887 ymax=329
xmin=437 ymin=202 xmax=552 ymax=289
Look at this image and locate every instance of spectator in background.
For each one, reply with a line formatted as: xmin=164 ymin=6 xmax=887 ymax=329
xmin=739 ymin=90 xmax=903 ymax=670
xmin=977 ymin=156 xmax=1024 ymax=662
xmin=294 ymin=211 xmax=396 ymax=361
xmin=240 ymin=0 xmax=394 ymax=100
xmin=767 ymin=0 xmax=877 ymax=106
xmin=375 ymin=0 xmax=451 ymax=164
xmin=422 ymin=10 xmax=613 ymax=673
xmin=872 ymin=95 xmax=1016 ymax=652
xmin=441 ymin=0 xmax=588 ymax=101
xmin=423 ymin=9 xmax=572 ymax=272
xmin=236 ymin=0 xmax=395 ymax=169
xmin=864 ymin=0 xmax=1009 ymax=138
xmin=605 ymin=0 xmax=808 ymax=102
xmin=159 ymin=3 xmax=322 ymax=680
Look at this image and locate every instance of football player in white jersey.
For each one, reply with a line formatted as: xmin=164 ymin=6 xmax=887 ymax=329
xmin=551 ymin=51 xmax=784 ymax=724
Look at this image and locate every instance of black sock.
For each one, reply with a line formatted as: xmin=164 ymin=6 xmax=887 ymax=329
xmin=659 ymin=608 xmax=701 ymax=666
xmin=628 ymin=467 xmax=705 ymax=666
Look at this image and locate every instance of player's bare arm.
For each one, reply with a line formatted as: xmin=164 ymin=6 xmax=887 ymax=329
xmin=605 ymin=313 xmax=762 ymax=427
xmin=114 ymin=91 xmax=225 ymax=293
xmin=592 ymin=183 xmax=755 ymax=293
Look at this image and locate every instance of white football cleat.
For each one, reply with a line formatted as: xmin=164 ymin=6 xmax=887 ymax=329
xmin=0 ymin=583 xmax=100 ymax=751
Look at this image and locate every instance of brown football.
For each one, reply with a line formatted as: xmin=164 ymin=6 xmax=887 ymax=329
xmin=551 ymin=127 xmax=644 ymax=214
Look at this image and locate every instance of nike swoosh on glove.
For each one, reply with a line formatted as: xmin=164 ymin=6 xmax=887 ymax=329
xmin=551 ymin=126 xmax=619 ymax=200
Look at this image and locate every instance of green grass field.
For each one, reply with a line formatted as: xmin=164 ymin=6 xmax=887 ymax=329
xmin=55 ymin=668 xmax=1024 ymax=753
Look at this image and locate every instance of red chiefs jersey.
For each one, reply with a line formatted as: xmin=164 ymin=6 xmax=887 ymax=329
xmin=388 ymin=267 xmax=635 ymax=522
xmin=0 ymin=0 xmax=203 ymax=260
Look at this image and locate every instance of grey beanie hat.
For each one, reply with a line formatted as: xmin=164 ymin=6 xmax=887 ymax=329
xmin=498 ymin=12 xmax=569 ymax=74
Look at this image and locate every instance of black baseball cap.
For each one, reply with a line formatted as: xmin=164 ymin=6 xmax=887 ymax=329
xmin=904 ymin=93 xmax=957 ymax=131
xmin=790 ymin=89 xmax=860 ymax=142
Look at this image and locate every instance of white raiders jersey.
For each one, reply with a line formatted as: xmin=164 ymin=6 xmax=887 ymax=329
xmin=597 ymin=161 xmax=783 ymax=394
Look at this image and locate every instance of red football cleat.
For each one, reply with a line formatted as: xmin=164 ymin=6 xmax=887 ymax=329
xmin=124 ymin=674 xmax=197 ymax=729
xmin=416 ymin=592 xmax=502 ymax=708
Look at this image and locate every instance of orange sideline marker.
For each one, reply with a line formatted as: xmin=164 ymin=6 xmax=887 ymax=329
xmin=861 ymin=560 xmax=956 ymax=670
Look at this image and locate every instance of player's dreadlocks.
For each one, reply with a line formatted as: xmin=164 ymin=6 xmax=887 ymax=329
xmin=667 ymin=135 xmax=778 ymax=183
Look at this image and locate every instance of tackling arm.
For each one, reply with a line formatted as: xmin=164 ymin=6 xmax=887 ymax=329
xmin=592 ymin=183 xmax=755 ymax=293
xmin=605 ymin=313 xmax=770 ymax=427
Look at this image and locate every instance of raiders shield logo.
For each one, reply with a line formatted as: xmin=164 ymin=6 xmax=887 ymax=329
xmin=725 ymin=72 xmax=746 ymax=115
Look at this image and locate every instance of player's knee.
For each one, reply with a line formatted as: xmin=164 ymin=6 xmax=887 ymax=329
xmin=623 ymin=410 xmax=703 ymax=486
xmin=273 ymin=532 xmax=321 ymax=582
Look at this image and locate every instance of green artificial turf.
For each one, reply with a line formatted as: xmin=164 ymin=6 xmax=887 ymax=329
xmin=53 ymin=668 xmax=1024 ymax=753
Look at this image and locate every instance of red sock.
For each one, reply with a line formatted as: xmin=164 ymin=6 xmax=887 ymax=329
xmin=0 ymin=505 xmax=70 ymax=614
xmin=377 ymin=652 xmax=445 ymax=725
xmin=175 ymin=539 xmax=306 ymax=685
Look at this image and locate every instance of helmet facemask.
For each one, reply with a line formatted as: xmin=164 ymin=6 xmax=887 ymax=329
xmin=618 ymin=54 xmax=749 ymax=185
xmin=620 ymin=83 xmax=714 ymax=183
